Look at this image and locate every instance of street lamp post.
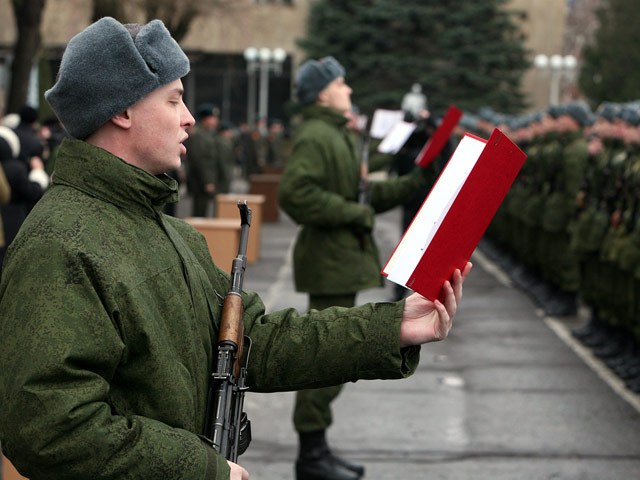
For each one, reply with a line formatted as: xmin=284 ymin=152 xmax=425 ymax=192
xmin=534 ymin=53 xmax=577 ymax=105
xmin=243 ymin=47 xmax=258 ymax=128
xmin=243 ymin=47 xmax=286 ymax=128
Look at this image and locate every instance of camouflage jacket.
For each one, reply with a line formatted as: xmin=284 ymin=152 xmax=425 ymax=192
xmin=0 ymin=138 xmax=419 ymax=479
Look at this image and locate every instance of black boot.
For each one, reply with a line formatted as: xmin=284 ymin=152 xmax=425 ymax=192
xmin=296 ymin=430 xmax=364 ymax=480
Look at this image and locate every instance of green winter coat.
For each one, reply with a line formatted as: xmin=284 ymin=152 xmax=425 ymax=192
xmin=0 ymin=138 xmax=419 ymax=480
xmin=278 ymin=105 xmax=426 ymax=294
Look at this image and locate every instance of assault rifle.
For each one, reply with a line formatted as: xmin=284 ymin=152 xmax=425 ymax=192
xmin=202 ymin=201 xmax=252 ymax=462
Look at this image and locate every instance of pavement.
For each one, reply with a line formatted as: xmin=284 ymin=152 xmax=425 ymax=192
xmin=177 ymin=192 xmax=640 ymax=480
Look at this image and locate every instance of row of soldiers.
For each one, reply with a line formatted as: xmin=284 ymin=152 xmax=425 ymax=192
xmin=474 ymin=99 xmax=640 ymax=394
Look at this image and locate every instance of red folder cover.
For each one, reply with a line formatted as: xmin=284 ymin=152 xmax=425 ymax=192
xmin=415 ymin=105 xmax=463 ymax=168
xmin=382 ymin=128 xmax=527 ymax=301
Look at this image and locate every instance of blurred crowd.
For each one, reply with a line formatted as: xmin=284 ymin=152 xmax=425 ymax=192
xmin=0 ymin=103 xmax=291 ymax=251
xmin=0 ymin=105 xmax=62 ymax=269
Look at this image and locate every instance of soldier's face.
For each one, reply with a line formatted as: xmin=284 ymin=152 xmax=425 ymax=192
xmin=319 ymin=77 xmax=352 ymax=114
xmin=126 ymin=80 xmax=195 ymax=175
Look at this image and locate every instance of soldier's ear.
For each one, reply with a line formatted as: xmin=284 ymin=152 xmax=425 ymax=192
xmin=317 ymin=87 xmax=331 ymax=107
xmin=111 ymin=110 xmax=132 ymax=130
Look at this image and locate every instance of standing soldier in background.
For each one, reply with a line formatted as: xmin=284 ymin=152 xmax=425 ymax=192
xmin=236 ymin=121 xmax=260 ymax=180
xmin=571 ymin=102 xmax=623 ymax=346
xmin=278 ymin=56 xmax=432 ymax=480
xmin=215 ymin=121 xmax=237 ymax=195
xmin=604 ymin=104 xmax=640 ymax=379
xmin=538 ymin=101 xmax=593 ymax=316
xmin=520 ymin=105 xmax=565 ymax=310
xmin=185 ymin=103 xmax=221 ymax=217
xmin=264 ymin=118 xmax=288 ymax=170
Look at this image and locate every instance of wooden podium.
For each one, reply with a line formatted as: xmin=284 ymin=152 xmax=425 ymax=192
xmin=184 ymin=217 xmax=241 ymax=273
xmin=215 ymin=194 xmax=265 ymax=264
xmin=249 ymin=174 xmax=281 ymax=222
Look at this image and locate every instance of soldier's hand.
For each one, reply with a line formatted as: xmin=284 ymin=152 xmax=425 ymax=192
xmin=399 ymin=262 xmax=471 ymax=347
xmin=227 ymin=460 xmax=249 ymax=479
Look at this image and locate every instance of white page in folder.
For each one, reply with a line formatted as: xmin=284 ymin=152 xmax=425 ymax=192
xmin=377 ymin=121 xmax=417 ymax=154
xmin=369 ymin=109 xmax=405 ymax=139
xmin=383 ymin=134 xmax=487 ymax=286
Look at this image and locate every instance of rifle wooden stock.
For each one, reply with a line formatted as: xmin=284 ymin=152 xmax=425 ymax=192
xmin=220 ymin=292 xmax=244 ymax=377
xmin=220 ymin=293 xmax=243 ymax=344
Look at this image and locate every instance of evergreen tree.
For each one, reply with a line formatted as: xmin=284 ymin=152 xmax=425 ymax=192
xmin=578 ymin=0 xmax=640 ymax=105
xmin=296 ymin=0 xmax=529 ymax=116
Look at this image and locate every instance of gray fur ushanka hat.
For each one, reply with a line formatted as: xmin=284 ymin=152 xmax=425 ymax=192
xmin=45 ymin=17 xmax=190 ymax=139
xmin=295 ymin=56 xmax=345 ymax=105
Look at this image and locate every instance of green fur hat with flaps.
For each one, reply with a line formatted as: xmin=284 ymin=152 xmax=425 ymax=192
xmin=45 ymin=17 xmax=190 ymax=140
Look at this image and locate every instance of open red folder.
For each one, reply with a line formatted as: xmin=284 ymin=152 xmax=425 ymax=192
xmin=382 ymin=128 xmax=527 ymax=301
xmin=415 ymin=105 xmax=463 ymax=168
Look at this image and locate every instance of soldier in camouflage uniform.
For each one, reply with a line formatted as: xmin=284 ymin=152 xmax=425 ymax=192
xmin=0 ymin=18 xmax=470 ymax=480
xmin=185 ymin=103 xmax=222 ymax=217
xmin=489 ymin=114 xmax=529 ymax=253
xmin=538 ymin=101 xmax=593 ymax=316
xmin=607 ymin=104 xmax=640 ymax=391
xmin=278 ymin=57 xmax=447 ymax=480
xmin=572 ymin=103 xmax=624 ymax=340
xmin=214 ymin=121 xmax=237 ymax=195
xmin=511 ymin=112 xmax=554 ymax=292
xmin=522 ymin=106 xmax=565 ymax=308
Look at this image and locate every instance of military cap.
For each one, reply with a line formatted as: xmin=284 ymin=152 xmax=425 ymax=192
xmin=563 ymin=100 xmax=594 ymax=127
xmin=196 ymin=103 xmax=221 ymax=120
xmin=595 ymin=102 xmax=621 ymax=122
xmin=620 ymin=103 xmax=640 ymax=126
xmin=547 ymin=104 xmax=564 ymax=119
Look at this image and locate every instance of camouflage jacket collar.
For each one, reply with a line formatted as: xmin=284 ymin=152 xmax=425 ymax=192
xmin=51 ymin=137 xmax=179 ymax=217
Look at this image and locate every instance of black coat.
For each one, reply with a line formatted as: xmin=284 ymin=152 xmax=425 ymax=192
xmin=0 ymin=157 xmax=44 ymax=267
xmin=13 ymin=123 xmax=44 ymax=165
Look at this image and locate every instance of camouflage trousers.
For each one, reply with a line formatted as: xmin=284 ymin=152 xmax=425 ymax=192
xmin=293 ymin=293 xmax=356 ymax=433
